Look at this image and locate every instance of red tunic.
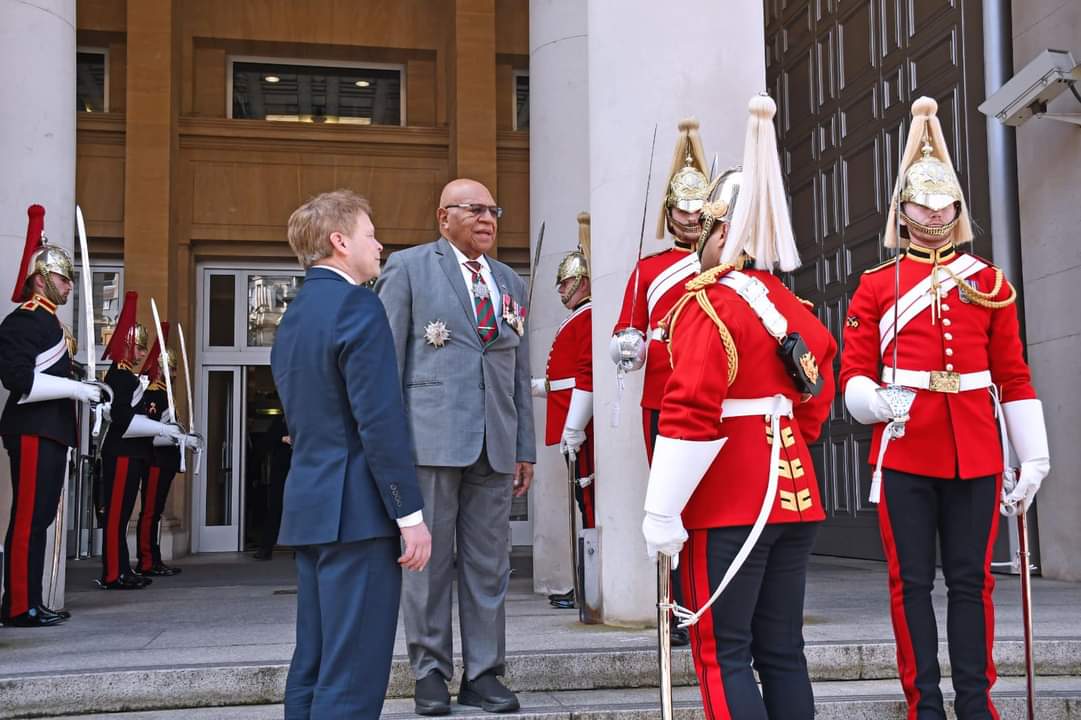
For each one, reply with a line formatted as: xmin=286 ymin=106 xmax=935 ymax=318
xmin=543 ymin=302 xmax=593 ymax=446
xmin=613 ymin=247 xmax=700 ymax=410
xmin=839 ymin=246 xmax=1035 ymax=479
xmin=659 ymin=267 xmax=837 ymax=529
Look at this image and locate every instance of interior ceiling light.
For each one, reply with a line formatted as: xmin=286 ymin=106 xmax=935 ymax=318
xmin=354 ymin=80 xmax=370 ymax=88
xmin=264 ymin=75 xmax=281 ymax=83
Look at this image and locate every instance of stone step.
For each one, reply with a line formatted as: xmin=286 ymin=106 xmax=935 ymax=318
xmin=3 ymin=640 xmax=1080 ymax=719
xmin=30 ymin=678 xmax=1081 ymax=720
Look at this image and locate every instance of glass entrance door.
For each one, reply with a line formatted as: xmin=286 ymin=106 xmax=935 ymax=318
xmin=193 ymin=366 xmax=242 ymax=552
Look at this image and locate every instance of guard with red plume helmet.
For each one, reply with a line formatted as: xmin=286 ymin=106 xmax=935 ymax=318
xmin=0 ymin=204 xmax=102 ymax=627
xmin=642 ymin=94 xmax=837 ymax=719
xmin=840 ymin=96 xmax=1048 ymax=719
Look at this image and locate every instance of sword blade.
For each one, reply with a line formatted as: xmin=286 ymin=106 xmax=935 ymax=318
xmin=657 ymin=553 xmax=674 ymax=720
xmin=567 ymin=454 xmax=583 ymax=623
xmin=149 ymin=299 xmax=176 ymax=422
xmin=75 ymin=206 xmax=95 ymax=379
xmin=177 ymin=322 xmax=201 ymax=477
xmin=1018 ymin=509 xmax=1036 ymax=719
xmin=526 ymin=221 xmax=545 ymax=313
xmin=628 ymin=123 xmax=660 ymax=325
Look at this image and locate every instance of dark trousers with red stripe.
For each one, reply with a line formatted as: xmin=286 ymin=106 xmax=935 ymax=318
xmin=878 ymin=470 xmax=1002 ymax=720
xmin=565 ymin=431 xmax=596 ymax=529
xmin=643 ymin=409 xmax=686 ymax=610
xmin=100 ymin=454 xmax=147 ymax=583
xmin=681 ymin=522 xmax=819 ymax=720
xmin=2 ymin=435 xmax=67 ymax=619
xmin=136 ymin=455 xmax=178 ymax=572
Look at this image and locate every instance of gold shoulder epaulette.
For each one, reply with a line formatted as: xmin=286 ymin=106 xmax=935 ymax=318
xmin=862 ymin=258 xmax=895 ymax=275
xmin=685 ymin=263 xmax=735 ymax=292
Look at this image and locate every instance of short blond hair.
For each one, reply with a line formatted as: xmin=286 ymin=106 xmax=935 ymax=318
xmin=287 ymin=190 xmax=373 ymax=269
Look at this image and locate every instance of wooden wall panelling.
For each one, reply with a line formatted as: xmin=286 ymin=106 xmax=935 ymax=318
xmin=407 ymin=58 xmax=437 ymax=126
xmin=192 ymin=45 xmax=226 ymax=117
xmin=495 ymin=131 xmax=528 ymax=267
xmin=78 ymin=0 xmax=126 ymax=32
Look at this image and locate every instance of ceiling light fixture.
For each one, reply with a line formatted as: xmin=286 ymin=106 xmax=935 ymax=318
xmin=354 ymin=80 xmax=370 ymax=88
xmin=264 ymin=75 xmax=281 ymax=83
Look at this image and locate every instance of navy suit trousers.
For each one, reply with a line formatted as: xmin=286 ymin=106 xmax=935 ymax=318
xmin=285 ymin=537 xmax=401 ymax=720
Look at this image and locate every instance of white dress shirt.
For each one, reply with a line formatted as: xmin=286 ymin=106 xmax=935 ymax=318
xmin=448 ymin=241 xmax=501 ymax=322
xmin=313 ymin=264 xmax=422 ymax=529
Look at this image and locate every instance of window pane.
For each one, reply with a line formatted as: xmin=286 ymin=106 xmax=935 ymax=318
xmin=73 ymin=269 xmax=121 ymax=354
xmin=205 ymin=371 xmax=234 ymax=526
xmin=248 ymin=274 xmax=303 ymax=347
xmin=208 ymin=275 xmax=235 ymax=346
xmin=515 ymin=74 xmax=529 ymax=130
xmin=77 ymin=52 xmax=106 ymax=112
xmin=232 ymin=62 xmax=402 ymax=125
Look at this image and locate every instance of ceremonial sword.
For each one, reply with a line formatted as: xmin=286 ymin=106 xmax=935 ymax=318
xmin=627 ymin=123 xmax=659 ymax=333
xmin=565 ymin=451 xmax=584 ymax=622
xmin=657 ymin=553 xmax=675 ymax=720
xmin=150 ymin=299 xmax=188 ymax=473
xmin=525 ymin=221 xmax=545 ymax=314
xmin=177 ymin=322 xmax=203 ymax=477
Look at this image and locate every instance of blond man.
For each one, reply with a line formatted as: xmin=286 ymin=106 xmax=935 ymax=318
xmin=271 ymin=189 xmax=431 ymax=720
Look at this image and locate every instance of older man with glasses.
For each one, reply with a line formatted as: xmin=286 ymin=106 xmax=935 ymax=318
xmin=377 ymin=178 xmax=536 ymax=716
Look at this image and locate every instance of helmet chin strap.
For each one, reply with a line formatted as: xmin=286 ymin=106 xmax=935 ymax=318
xmin=559 ymin=276 xmax=583 ymax=305
xmin=667 ymin=210 xmax=701 ymax=246
xmin=41 ymin=272 xmax=67 ymax=306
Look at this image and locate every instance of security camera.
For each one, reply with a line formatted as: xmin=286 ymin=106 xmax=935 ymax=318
xmin=978 ymin=49 xmax=1081 ymax=127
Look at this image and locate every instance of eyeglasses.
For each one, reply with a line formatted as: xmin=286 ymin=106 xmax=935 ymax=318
xmin=443 ymin=203 xmax=504 ymax=219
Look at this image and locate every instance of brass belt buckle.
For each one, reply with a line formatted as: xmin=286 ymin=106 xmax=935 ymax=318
xmin=928 ymin=370 xmax=961 ymax=394
xmin=544 ymin=379 xmax=552 ymax=393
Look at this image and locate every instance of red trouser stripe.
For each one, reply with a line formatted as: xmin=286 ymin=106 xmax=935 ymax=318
xmin=878 ymin=486 xmax=921 ymax=719
xmin=138 ymin=466 xmax=160 ymax=571
xmin=105 ymin=457 xmax=130 ymax=583
xmin=8 ymin=436 xmax=41 ymax=616
xmin=682 ymin=529 xmax=731 ymax=720
xmin=981 ymin=475 xmax=1003 ymax=720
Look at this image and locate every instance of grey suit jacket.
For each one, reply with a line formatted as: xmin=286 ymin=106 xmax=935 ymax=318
xmin=376 ymin=237 xmax=536 ymax=473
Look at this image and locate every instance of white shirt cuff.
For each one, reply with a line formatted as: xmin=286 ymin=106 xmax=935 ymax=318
xmin=396 ymin=510 xmax=423 ymax=528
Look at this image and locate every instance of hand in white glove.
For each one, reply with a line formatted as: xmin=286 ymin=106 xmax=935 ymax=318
xmin=74 ymin=382 xmax=103 ymax=404
xmin=560 ymin=427 xmax=587 ymax=456
xmin=161 ymin=408 xmax=175 ymax=424
xmin=184 ymin=433 xmax=205 ymax=451
xmin=642 ymin=512 xmax=687 ymax=569
xmin=1001 ymin=465 xmax=1046 ymax=516
xmin=577 ymin=474 xmax=593 ymax=489
xmin=159 ymin=423 xmax=186 ymax=442
xmin=530 ymin=378 xmax=547 ymax=398
xmin=844 ymin=375 xmax=895 ymax=424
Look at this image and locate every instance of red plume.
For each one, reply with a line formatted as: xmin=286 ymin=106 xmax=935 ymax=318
xmin=102 ymin=291 xmax=139 ymax=365
xmin=141 ymin=321 xmax=171 ymax=381
xmin=11 ymin=205 xmax=46 ymax=303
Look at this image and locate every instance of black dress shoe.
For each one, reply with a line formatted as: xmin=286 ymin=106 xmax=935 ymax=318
xmin=547 ymin=589 xmax=573 ymax=603
xmin=97 ymin=575 xmax=145 ymax=590
xmin=146 ymin=563 xmax=181 ymax=576
xmin=2 ymin=608 xmax=64 ymax=627
xmin=36 ymin=605 xmax=71 ymax=621
xmin=414 ymin=672 xmax=451 ymax=716
xmin=549 ymin=597 xmax=576 ymax=610
xmin=670 ymin=620 xmax=690 ymax=647
xmin=458 ymin=672 xmax=519 ymax=713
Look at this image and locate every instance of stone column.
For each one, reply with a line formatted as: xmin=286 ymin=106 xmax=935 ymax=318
xmin=0 ymin=0 xmax=77 ymax=607
xmin=587 ymin=1 xmax=766 ymax=625
xmin=527 ymin=0 xmax=590 ymax=594
xmin=450 ymin=0 xmax=498 ymax=190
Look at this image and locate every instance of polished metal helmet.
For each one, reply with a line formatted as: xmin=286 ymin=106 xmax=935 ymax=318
xmin=666 ymin=155 xmax=713 ymax=213
xmin=895 ymin=138 xmax=964 ymax=239
xmin=30 ymin=241 xmax=74 ymax=284
xmin=556 ymin=250 xmax=589 ymax=286
xmin=697 ymin=167 xmax=743 ymax=248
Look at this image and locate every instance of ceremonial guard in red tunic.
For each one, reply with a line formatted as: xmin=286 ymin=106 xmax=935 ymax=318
xmin=642 ymin=95 xmax=837 ymax=720
xmin=612 ymin=118 xmax=711 ymax=461
xmin=840 ymin=98 xmax=1049 ymax=720
xmin=612 ymin=119 xmax=715 ymax=645
xmin=135 ymin=330 xmax=183 ymax=577
xmin=1 ymin=205 xmax=101 ymax=626
xmin=533 ymin=219 xmax=595 ymax=530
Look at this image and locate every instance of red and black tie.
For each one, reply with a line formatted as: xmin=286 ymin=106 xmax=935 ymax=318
xmin=465 ymin=260 xmax=499 ymax=346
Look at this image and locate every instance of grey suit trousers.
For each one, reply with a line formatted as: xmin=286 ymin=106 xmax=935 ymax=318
xmin=402 ymin=448 xmax=512 ymax=681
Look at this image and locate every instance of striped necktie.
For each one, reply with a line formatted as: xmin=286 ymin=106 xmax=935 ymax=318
xmin=465 ymin=260 xmax=499 ymax=345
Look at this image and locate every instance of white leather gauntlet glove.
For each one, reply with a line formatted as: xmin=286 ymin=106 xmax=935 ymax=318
xmin=560 ymin=389 xmax=593 ymax=456
xmin=1001 ymin=399 xmax=1050 ymax=516
xmin=19 ymin=373 xmax=103 ymax=404
xmin=530 ymin=378 xmax=547 ymax=398
xmin=642 ymin=435 xmax=726 ymax=569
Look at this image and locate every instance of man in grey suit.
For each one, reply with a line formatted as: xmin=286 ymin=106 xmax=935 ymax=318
xmin=377 ymin=178 xmax=537 ymax=715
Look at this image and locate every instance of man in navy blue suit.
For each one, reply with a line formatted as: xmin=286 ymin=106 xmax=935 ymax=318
xmin=271 ymin=189 xmax=432 ymax=720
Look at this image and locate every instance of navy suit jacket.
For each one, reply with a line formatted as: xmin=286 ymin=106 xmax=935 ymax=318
xmin=271 ymin=267 xmax=423 ymax=546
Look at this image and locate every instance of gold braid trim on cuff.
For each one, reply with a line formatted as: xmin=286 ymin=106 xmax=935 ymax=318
xmin=663 ymin=286 xmax=738 ymax=386
xmin=942 ymin=266 xmax=1017 ymax=309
